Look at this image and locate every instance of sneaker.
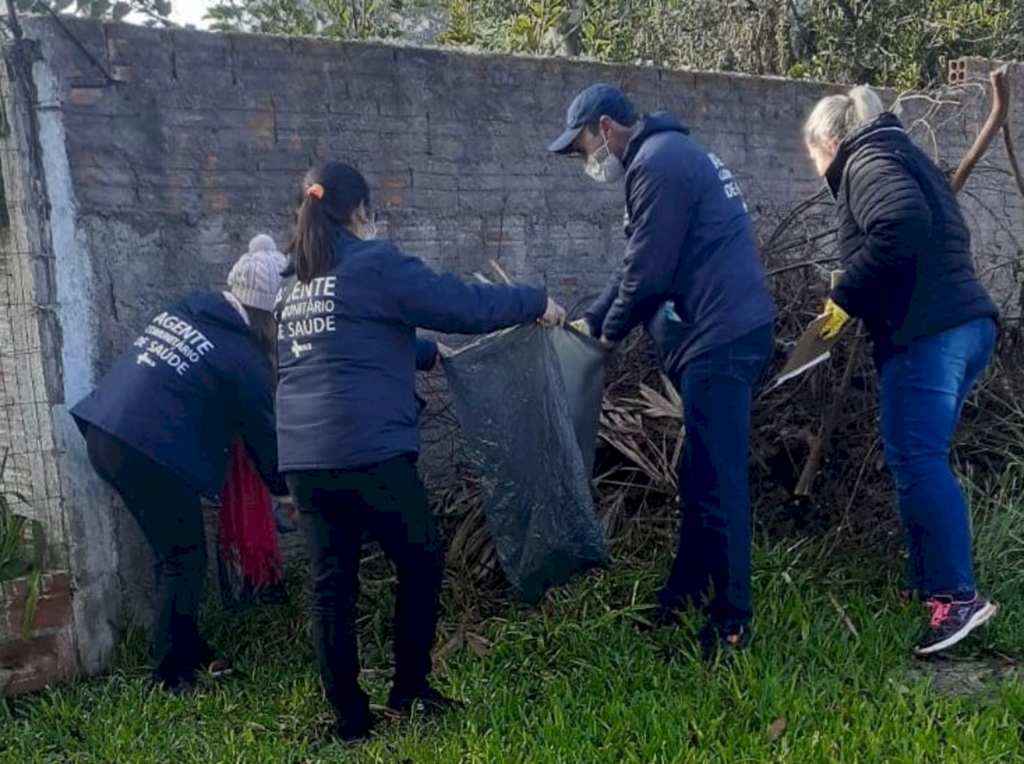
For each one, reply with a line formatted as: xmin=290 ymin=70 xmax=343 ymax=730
xmin=386 ymin=683 xmax=463 ymax=718
xmin=914 ymin=596 xmax=997 ymax=656
xmin=699 ymin=622 xmax=751 ymax=660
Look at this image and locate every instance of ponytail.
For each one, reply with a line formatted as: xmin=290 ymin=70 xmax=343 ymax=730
xmin=847 ymin=85 xmax=884 ymax=128
xmin=289 ymin=196 xmax=337 ymax=283
xmin=288 ymin=162 xmax=371 ymax=283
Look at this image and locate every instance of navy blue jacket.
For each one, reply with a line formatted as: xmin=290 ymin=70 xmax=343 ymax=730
xmin=275 ymin=232 xmax=548 ymax=472
xmin=585 ymin=113 xmax=777 ymax=377
xmin=826 ymin=113 xmax=998 ymax=363
xmin=71 ymin=292 xmax=287 ymax=500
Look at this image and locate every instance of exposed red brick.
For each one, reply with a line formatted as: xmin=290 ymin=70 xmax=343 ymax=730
xmin=43 ymin=574 xmax=70 ymax=598
xmin=0 ymin=633 xmax=57 ymax=667
xmin=246 ymin=108 xmax=276 ymax=149
xmin=24 ymin=589 xmax=72 ymax=632
xmin=1 ymin=630 xmax=77 ymax=697
xmin=68 ymin=88 xmax=103 ymax=106
xmin=1 ymin=575 xmax=71 ymax=638
xmin=382 ymin=190 xmax=404 ymax=207
xmin=111 ymin=66 xmax=139 ymax=82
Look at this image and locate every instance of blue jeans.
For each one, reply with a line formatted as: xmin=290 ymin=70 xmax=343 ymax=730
xmin=660 ymin=324 xmax=774 ymax=631
xmin=879 ymin=318 xmax=997 ymax=600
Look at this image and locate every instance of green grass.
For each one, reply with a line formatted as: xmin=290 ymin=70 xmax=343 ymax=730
xmin=3 ymin=491 xmax=1023 ymax=764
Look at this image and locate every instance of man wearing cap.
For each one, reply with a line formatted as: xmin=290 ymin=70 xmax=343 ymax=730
xmin=549 ymin=84 xmax=777 ymax=653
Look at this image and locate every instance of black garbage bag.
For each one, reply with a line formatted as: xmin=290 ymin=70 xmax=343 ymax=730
xmin=442 ymin=323 xmax=608 ymax=604
xmin=549 ymin=327 xmax=608 ymax=477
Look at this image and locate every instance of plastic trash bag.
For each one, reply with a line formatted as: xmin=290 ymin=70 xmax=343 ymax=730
xmin=442 ymin=323 xmax=608 ymax=604
xmin=550 ymin=327 xmax=607 ymax=477
xmin=217 ymin=437 xmax=287 ymax=610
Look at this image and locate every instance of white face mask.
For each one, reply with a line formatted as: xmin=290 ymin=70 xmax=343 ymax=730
xmin=585 ymin=135 xmax=625 ymax=184
xmin=354 ymin=209 xmax=378 ymax=240
xmin=359 ymin=220 xmax=378 ymax=240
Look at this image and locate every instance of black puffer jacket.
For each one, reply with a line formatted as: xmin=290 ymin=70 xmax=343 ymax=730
xmin=826 ymin=113 xmax=998 ymax=364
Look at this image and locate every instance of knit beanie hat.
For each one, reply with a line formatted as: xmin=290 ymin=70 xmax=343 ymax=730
xmin=227 ymin=234 xmax=288 ymax=313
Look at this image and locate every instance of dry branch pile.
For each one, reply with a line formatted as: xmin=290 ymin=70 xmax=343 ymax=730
xmin=414 ymin=70 xmax=1024 ymax=604
xmin=424 ymin=262 xmax=1024 ymax=606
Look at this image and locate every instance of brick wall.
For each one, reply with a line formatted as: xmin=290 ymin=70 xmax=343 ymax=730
xmin=1 ymin=17 xmax=1021 ymax=693
xmin=34 ymin=20 xmax=840 ymax=375
xmin=31 ymin=21 xmax=1024 ymax=375
xmin=0 ymin=574 xmax=76 ymax=695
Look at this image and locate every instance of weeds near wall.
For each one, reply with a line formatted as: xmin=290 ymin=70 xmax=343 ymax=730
xmin=0 ymin=448 xmax=46 ymax=637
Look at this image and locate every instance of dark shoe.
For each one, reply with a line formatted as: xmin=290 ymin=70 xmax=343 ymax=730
xmin=637 ymin=604 xmax=683 ymax=632
xmin=700 ymin=622 xmax=751 ymax=660
xmin=386 ymin=683 xmax=463 ymax=718
xmin=191 ymin=643 xmax=233 ymax=679
xmin=202 ymin=658 xmax=233 ymax=679
xmin=155 ymin=673 xmax=196 ymax=696
xmin=334 ymin=713 xmax=374 ymax=743
xmin=640 ymin=588 xmax=707 ymax=632
xmin=914 ymin=596 xmax=997 ymax=656
xmin=189 ymin=639 xmax=233 ymax=678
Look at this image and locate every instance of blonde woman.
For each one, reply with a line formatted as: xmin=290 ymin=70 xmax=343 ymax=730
xmin=803 ymin=86 xmax=999 ymax=655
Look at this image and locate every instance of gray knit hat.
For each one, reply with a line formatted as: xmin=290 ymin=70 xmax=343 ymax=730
xmin=228 ymin=234 xmax=287 ymax=312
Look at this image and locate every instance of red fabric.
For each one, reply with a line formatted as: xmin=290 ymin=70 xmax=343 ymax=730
xmin=218 ymin=436 xmax=283 ymax=593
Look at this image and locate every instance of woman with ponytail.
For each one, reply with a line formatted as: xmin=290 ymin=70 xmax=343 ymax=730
xmin=803 ymin=86 xmax=1000 ymax=656
xmin=276 ymin=161 xmax=563 ymax=741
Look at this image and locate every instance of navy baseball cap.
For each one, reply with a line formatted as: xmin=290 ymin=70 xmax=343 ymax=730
xmin=548 ymin=83 xmax=637 ymax=154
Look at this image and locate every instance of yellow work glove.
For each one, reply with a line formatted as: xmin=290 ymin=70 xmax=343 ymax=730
xmin=570 ymin=318 xmax=592 ymax=336
xmin=819 ymin=299 xmax=850 ymax=340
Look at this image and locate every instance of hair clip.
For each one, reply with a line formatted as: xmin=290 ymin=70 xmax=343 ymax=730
xmin=306 ymin=183 xmax=325 ymax=200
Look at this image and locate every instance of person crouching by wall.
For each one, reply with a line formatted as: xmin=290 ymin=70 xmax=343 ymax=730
xmin=276 ymin=161 xmax=565 ymax=742
xmin=803 ymin=85 xmax=1000 ymax=656
xmin=69 ymin=247 xmax=289 ymax=692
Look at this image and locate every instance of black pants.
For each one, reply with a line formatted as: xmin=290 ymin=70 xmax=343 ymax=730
xmin=287 ymin=454 xmax=444 ymax=722
xmin=85 ymin=426 xmax=212 ymax=685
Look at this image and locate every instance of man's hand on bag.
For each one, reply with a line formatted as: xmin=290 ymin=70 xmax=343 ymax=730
xmin=600 ymin=336 xmax=617 ymax=351
xmin=538 ymin=298 xmax=566 ymax=327
xmin=819 ymin=298 xmax=850 ymax=340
